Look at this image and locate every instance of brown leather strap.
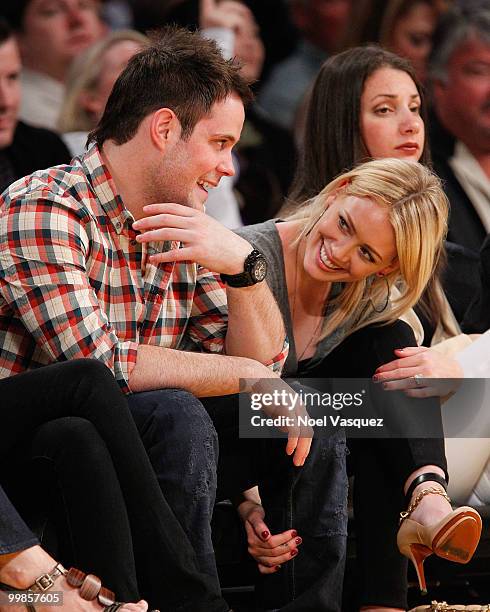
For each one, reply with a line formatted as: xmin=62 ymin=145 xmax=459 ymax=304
xmin=98 ymin=585 xmax=116 ymax=606
xmin=66 ymin=567 xmax=85 ymax=588
xmin=29 ymin=563 xmax=67 ymax=593
xmin=79 ymin=574 xmax=102 ymax=601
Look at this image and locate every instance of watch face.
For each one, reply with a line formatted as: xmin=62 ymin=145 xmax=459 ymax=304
xmin=252 ymin=258 xmax=267 ymax=282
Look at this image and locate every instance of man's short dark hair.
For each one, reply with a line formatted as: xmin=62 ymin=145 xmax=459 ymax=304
xmin=0 ymin=17 xmax=13 ymax=44
xmin=429 ymin=3 xmax=490 ymax=82
xmin=89 ymin=26 xmax=253 ymax=147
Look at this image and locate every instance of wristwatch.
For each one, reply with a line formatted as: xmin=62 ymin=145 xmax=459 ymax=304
xmin=220 ymin=249 xmax=268 ymax=288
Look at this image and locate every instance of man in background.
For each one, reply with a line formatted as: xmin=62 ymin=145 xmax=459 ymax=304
xmin=0 ymin=17 xmax=70 ymax=194
xmin=1 ymin=0 xmax=106 ymax=131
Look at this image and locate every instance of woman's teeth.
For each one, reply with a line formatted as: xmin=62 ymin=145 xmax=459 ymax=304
xmin=320 ymin=244 xmax=342 ymax=270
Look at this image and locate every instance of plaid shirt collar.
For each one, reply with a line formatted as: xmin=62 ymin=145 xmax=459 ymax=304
xmin=81 ymin=144 xmax=173 ymax=257
xmin=81 ymin=144 xmax=134 ymax=236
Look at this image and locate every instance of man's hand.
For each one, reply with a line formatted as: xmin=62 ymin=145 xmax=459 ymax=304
xmin=132 ymin=203 xmax=253 ymax=274
xmin=237 ymin=499 xmax=301 ymax=574
xmin=373 ymin=346 xmax=463 ymax=398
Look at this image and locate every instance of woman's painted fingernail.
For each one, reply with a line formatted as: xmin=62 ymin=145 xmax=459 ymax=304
xmin=291 ymin=530 xmax=298 ymax=538
xmin=261 ymin=531 xmax=270 ymax=540
xmin=275 ymin=565 xmax=282 ymax=571
xmin=295 ymin=537 xmax=302 ymax=545
xmin=372 ymin=374 xmax=379 ymax=382
xmin=290 ymin=549 xmax=298 ymax=557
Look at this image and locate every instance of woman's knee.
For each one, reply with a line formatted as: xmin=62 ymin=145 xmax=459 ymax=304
xmin=32 ymin=416 xmax=110 ymax=465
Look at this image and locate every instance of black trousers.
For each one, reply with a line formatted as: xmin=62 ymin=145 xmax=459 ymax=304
xmin=302 ymin=321 xmax=448 ymax=609
xmin=0 ymin=359 xmax=228 ymax=612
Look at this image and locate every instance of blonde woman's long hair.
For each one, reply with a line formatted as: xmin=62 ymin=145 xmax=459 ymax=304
xmin=287 ymin=158 xmax=449 ymax=338
xmin=58 ymin=29 xmax=149 ymax=134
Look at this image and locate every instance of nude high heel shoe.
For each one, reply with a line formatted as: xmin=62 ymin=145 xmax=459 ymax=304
xmin=397 ymin=483 xmax=482 ymax=594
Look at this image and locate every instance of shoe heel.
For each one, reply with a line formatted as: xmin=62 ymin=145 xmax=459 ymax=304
xmin=432 ymin=510 xmax=482 ymax=564
xmin=408 ymin=544 xmax=432 ymax=595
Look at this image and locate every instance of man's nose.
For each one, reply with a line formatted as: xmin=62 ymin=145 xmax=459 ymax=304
xmin=67 ymin=3 xmax=87 ymax=27
xmin=217 ymin=151 xmax=236 ymax=177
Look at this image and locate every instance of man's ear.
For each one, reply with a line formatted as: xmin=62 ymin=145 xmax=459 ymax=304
xmin=149 ymin=108 xmax=180 ymax=152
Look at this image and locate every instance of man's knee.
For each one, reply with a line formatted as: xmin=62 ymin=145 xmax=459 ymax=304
xmin=128 ymin=389 xmax=218 ymax=460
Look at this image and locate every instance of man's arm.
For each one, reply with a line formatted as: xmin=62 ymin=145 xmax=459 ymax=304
xmin=133 ymin=203 xmax=287 ymax=366
xmin=223 ymin=281 xmax=286 ymax=365
xmin=0 ymin=195 xmax=283 ymax=392
xmin=128 ymin=344 xmax=275 ymax=395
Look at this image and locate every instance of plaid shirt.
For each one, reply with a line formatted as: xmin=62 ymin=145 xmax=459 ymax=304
xmin=0 ymin=146 xmax=286 ymax=393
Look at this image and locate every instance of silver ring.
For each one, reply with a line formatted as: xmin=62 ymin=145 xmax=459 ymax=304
xmin=413 ymin=374 xmax=423 ymax=386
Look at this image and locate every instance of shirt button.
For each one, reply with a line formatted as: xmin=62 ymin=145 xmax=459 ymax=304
xmin=115 ymin=222 xmax=122 ymax=230
xmin=130 ymin=240 xmax=137 ymax=246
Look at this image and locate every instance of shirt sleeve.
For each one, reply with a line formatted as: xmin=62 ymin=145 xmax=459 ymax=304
xmin=0 ymin=195 xmax=137 ymax=393
xmin=184 ymin=267 xmax=289 ymax=373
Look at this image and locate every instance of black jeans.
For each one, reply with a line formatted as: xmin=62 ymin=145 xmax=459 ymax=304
xmin=304 ymin=320 xmax=448 ymax=610
xmin=129 ymin=389 xmax=348 ymax=612
xmin=0 ymin=360 xmax=229 ymax=612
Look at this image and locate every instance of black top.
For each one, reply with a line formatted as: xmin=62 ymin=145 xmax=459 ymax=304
xmin=428 ymin=110 xmax=487 ymax=252
xmin=1 ymin=121 xmax=71 ymax=194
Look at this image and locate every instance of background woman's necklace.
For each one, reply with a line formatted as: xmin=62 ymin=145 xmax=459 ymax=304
xmin=290 ymin=239 xmax=329 ymax=362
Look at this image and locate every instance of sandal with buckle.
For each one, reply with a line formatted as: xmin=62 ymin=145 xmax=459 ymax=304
xmin=397 ymin=473 xmax=482 ymax=595
xmin=0 ymin=563 xmax=160 ymax=611
xmin=409 ymin=601 xmax=490 ymax=611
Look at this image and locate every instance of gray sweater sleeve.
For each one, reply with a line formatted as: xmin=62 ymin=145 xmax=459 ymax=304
xmin=235 ymin=220 xmax=299 ymax=376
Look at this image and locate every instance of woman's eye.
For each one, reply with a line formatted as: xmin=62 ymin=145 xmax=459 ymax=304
xmin=338 ymin=215 xmax=348 ymax=230
xmin=410 ymin=105 xmax=421 ymax=114
xmin=374 ymin=106 xmax=391 ymax=115
xmin=359 ymin=246 xmax=374 ymax=263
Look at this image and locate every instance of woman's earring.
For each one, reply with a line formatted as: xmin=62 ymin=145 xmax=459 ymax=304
xmin=371 ymin=274 xmax=390 ymax=314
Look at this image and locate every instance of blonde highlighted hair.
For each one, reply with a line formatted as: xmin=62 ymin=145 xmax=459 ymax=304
xmin=58 ymin=29 xmax=149 ymax=133
xmin=287 ymin=158 xmax=449 ymax=337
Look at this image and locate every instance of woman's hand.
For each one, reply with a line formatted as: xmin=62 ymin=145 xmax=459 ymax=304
xmin=237 ymin=499 xmax=302 ymax=574
xmin=373 ymin=346 xmax=463 ymax=398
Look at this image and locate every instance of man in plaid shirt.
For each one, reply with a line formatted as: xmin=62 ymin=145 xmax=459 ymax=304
xmin=0 ymin=26 xmax=346 ymax=612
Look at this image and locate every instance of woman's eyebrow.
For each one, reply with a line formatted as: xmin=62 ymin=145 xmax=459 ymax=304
xmin=344 ymin=211 xmax=382 ymax=261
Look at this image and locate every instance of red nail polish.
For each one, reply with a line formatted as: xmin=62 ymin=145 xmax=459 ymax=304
xmin=261 ymin=531 xmax=270 ymax=540
xmin=290 ymin=549 xmax=298 ymax=557
xmin=291 ymin=530 xmax=297 ymax=538
xmin=275 ymin=565 xmax=281 ymax=572
xmin=295 ymin=537 xmax=302 ymax=545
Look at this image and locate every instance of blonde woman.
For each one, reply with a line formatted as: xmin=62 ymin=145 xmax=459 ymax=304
xmin=58 ymin=30 xmax=148 ymax=156
xmin=236 ymin=158 xmax=481 ymax=611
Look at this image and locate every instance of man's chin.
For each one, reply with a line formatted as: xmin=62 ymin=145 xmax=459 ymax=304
xmin=189 ymin=190 xmax=208 ymax=211
xmin=0 ymin=127 xmax=15 ymax=149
